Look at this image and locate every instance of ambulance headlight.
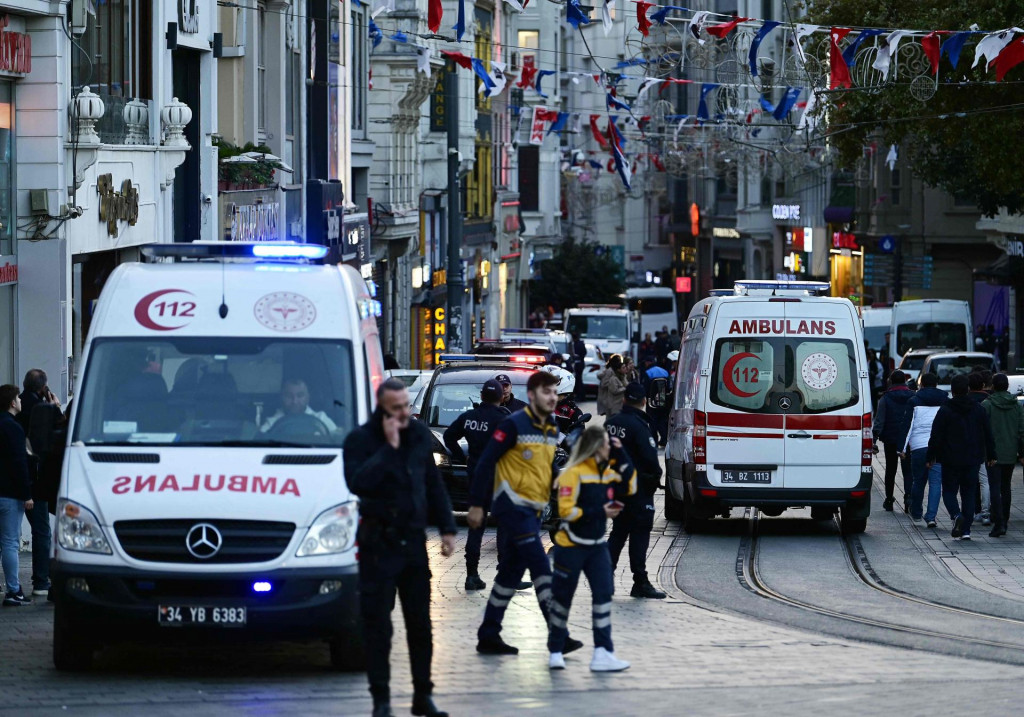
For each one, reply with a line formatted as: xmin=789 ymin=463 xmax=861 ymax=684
xmin=297 ymin=501 xmax=358 ymax=557
xmin=57 ymin=499 xmax=112 ymax=555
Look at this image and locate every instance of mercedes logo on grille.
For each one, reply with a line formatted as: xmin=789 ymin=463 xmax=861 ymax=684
xmin=185 ymin=523 xmax=223 ymax=559
xmin=778 ymin=396 xmax=792 ymax=410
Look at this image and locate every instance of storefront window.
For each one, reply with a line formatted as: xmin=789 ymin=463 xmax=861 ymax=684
xmin=0 ymin=80 xmax=12 ymax=255
xmin=0 ymin=286 xmax=14 ymax=384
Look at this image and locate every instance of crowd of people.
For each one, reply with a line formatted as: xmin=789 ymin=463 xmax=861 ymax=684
xmin=874 ymin=367 xmax=1024 ymax=541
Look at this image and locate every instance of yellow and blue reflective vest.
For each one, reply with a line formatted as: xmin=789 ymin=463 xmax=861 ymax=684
xmin=470 ymin=406 xmax=560 ymax=512
xmin=554 ymin=449 xmax=636 ymax=548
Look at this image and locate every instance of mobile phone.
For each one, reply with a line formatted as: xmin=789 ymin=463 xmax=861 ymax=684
xmin=607 ymin=500 xmax=625 ymax=510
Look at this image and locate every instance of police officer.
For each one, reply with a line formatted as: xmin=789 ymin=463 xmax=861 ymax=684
xmin=495 ymin=373 xmax=528 ymax=413
xmin=443 ymin=379 xmax=510 ymax=591
xmin=604 ymin=382 xmax=666 ymax=599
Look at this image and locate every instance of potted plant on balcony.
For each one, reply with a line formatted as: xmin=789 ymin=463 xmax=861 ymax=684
xmin=218 ymin=141 xmax=287 ymax=191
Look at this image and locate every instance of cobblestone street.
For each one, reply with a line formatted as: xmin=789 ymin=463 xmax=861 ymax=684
xmin=6 ymin=449 xmax=1024 ymax=716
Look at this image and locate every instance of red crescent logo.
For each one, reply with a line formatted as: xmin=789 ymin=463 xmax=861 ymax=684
xmin=133 ymin=289 xmax=195 ymax=331
xmin=722 ymin=352 xmax=760 ymax=399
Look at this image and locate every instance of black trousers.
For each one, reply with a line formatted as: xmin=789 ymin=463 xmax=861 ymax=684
xmin=358 ymin=533 xmax=433 ymax=702
xmin=883 ymin=441 xmax=912 ymax=502
xmin=608 ymin=488 xmax=655 ymax=579
xmin=989 ymin=463 xmax=1016 ymax=527
xmin=465 ymin=509 xmax=506 ymax=575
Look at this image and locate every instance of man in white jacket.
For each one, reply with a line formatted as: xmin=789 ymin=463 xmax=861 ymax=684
xmin=901 ymin=372 xmax=948 ymax=527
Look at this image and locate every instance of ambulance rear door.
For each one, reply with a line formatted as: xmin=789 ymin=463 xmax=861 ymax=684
xmin=782 ymin=302 xmax=865 ymax=489
xmin=705 ymin=301 xmax=786 ymax=488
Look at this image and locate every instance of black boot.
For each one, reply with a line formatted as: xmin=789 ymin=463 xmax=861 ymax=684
xmin=464 ymin=574 xmax=486 ymax=590
xmin=411 ymin=694 xmax=448 ymax=717
xmin=372 ymin=701 xmax=395 ymax=717
xmin=630 ymin=579 xmax=667 ymax=599
xmin=990 ymin=523 xmax=1006 ymax=538
xmin=476 ymin=635 xmax=519 ymax=654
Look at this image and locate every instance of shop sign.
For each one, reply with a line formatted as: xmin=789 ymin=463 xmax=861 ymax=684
xmin=1003 ymin=235 xmax=1024 ymax=258
xmin=0 ymin=255 xmax=16 ymax=286
xmin=179 ymin=0 xmax=200 ymax=34
xmin=0 ymin=15 xmax=31 ymax=76
xmin=341 ymin=215 xmax=370 ymax=263
xmin=226 ymin=201 xmax=281 ymax=242
xmin=783 ymin=252 xmax=805 ymax=273
xmin=432 ymin=306 xmax=447 ymax=364
xmin=97 ymin=174 xmax=140 ymax=236
xmin=772 ymin=204 xmax=801 ymax=221
xmin=713 ymin=227 xmax=740 ymax=238
xmin=530 ymin=105 xmax=548 ymax=145
xmin=832 ymin=231 xmax=858 ymax=250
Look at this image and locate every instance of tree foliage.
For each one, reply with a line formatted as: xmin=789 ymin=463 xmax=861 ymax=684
xmin=804 ymin=0 xmax=1024 ymax=215
xmin=530 ymin=238 xmax=626 ymax=310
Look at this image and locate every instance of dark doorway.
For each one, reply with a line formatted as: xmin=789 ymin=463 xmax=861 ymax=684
xmin=172 ymin=49 xmax=202 ymax=242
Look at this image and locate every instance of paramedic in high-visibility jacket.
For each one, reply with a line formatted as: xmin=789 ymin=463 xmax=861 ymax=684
xmin=548 ymin=425 xmax=636 ymax=672
xmin=467 ymin=370 xmax=582 ymax=657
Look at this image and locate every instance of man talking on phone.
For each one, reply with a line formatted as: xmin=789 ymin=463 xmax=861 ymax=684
xmin=344 ymin=378 xmax=457 ymax=717
xmin=468 ymin=370 xmax=583 ymax=656
xmin=18 ymin=369 xmax=60 ymax=597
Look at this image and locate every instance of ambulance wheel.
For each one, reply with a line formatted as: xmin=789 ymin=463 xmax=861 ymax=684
xmin=664 ymin=489 xmax=685 ymax=521
xmin=53 ymin=603 xmax=95 ymax=672
xmin=840 ymin=511 xmax=867 ymax=535
xmin=681 ymin=493 xmax=706 ymax=534
xmin=329 ymin=632 xmax=367 ymax=671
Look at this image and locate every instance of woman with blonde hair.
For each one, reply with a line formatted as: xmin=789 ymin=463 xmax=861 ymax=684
xmin=547 ymin=424 xmax=636 ymax=672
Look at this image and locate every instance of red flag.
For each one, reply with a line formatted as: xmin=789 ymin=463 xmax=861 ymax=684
xmin=706 ymin=17 xmax=750 ymax=39
xmin=994 ymin=35 xmax=1024 ymax=81
xmin=651 ymin=153 xmax=665 ymax=172
xmin=428 ymin=0 xmax=442 ymax=33
xmin=590 ymin=114 xmax=610 ymax=149
xmin=441 ymin=50 xmax=473 ymax=70
xmin=829 ymin=27 xmax=853 ymax=89
xmin=535 ymin=107 xmax=561 ymax=122
xmin=516 ymin=55 xmax=537 ymax=88
xmin=636 ymin=1 xmax=654 ymax=37
xmin=922 ymin=31 xmax=941 ymax=75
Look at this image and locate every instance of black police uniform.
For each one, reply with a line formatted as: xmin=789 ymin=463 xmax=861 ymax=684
xmin=501 ymin=394 xmax=528 ymax=413
xmin=604 ymin=404 xmax=664 ymax=594
xmin=443 ymin=402 xmax=510 ymax=576
xmin=343 ymin=414 xmax=456 ymax=713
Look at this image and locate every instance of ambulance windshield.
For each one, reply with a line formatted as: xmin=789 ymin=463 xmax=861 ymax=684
xmin=566 ymin=315 xmax=628 ymax=340
xmin=73 ymin=337 xmax=357 ymax=446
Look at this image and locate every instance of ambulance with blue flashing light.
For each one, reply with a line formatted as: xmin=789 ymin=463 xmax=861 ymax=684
xmin=51 ymin=242 xmax=383 ymax=671
xmin=665 ymin=281 xmax=873 ymax=535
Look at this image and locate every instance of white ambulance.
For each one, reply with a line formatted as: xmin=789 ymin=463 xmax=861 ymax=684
xmin=564 ymin=304 xmax=634 ymax=360
xmin=665 ymin=281 xmax=873 ymax=534
xmin=51 ymin=242 xmax=384 ymax=671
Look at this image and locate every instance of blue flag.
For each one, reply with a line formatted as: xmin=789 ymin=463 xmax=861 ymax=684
xmin=368 ymin=18 xmax=383 ymax=49
xmin=842 ymin=29 xmax=885 ymax=68
xmin=772 ymin=86 xmax=802 ymax=120
xmin=748 ymin=21 xmax=781 ymax=76
xmin=454 ymin=0 xmax=466 ymax=41
xmin=536 ymin=69 xmax=556 ymax=98
xmin=941 ymin=31 xmax=972 ymax=69
xmin=547 ymin=112 xmax=569 ymax=135
xmin=566 ymin=0 xmax=590 ymax=29
xmin=650 ymin=5 xmax=688 ymax=25
xmin=697 ymin=83 xmax=719 ymax=121
xmin=471 ymin=58 xmax=496 ymax=89
xmin=607 ymin=93 xmax=632 ymax=113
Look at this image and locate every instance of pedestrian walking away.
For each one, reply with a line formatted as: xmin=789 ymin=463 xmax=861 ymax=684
xmin=343 ymin=378 xmax=457 ymax=717
xmin=873 ymin=370 xmax=914 ymax=512
xmin=548 ymin=425 xmax=635 ymax=672
xmin=982 ymin=374 xmax=1024 ymax=537
xmin=968 ymin=373 xmax=993 ymax=525
xmin=596 ymin=354 xmax=627 ymax=418
xmin=19 ymin=369 xmax=61 ymax=597
xmin=1 ymin=384 xmax=33 ymax=607
xmin=604 ymin=382 xmax=665 ymax=599
xmin=468 ymin=370 xmax=583 ymax=657
xmin=927 ymin=374 xmax=997 ymax=542
xmin=902 ymin=372 xmax=946 ymax=527
xmin=442 ymin=379 xmax=510 ymax=591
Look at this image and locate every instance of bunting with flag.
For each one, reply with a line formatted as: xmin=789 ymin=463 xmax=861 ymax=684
xmin=607 ymin=118 xmax=631 ymax=190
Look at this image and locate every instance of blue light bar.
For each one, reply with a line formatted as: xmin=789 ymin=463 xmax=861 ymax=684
xmin=252 ymin=581 xmax=272 ymax=593
xmin=252 ymin=243 xmax=328 ymax=259
xmin=734 ymin=280 xmax=830 ymax=296
xmin=438 ymin=353 xmax=515 ymax=362
xmin=500 ymin=328 xmax=549 ymax=334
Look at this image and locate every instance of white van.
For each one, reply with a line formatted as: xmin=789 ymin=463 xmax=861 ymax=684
xmin=626 ymin=286 xmax=679 ymax=338
xmin=859 ymin=305 xmax=891 ymax=353
xmin=665 ymin=281 xmax=873 ymax=534
xmin=890 ymin=299 xmax=972 ymax=365
xmin=564 ymin=304 xmax=633 ymax=360
xmin=51 ymin=242 xmax=383 ymax=671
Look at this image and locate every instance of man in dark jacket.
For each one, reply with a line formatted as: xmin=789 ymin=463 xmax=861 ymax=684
xmin=927 ymin=374 xmax=996 ymax=542
xmin=968 ymin=372 xmax=994 ymax=524
xmin=18 ymin=369 xmax=59 ymax=596
xmin=604 ymin=383 xmax=665 ymax=599
xmin=343 ymin=378 xmax=457 ymax=717
xmin=495 ymin=373 xmax=528 ymax=413
xmin=570 ymin=332 xmax=587 ymax=400
xmin=1 ymin=384 xmax=33 ymax=606
xmin=982 ymin=374 xmax=1024 ymax=537
xmin=873 ymin=370 xmax=915 ymax=512
xmin=443 ymin=380 xmax=510 ymax=590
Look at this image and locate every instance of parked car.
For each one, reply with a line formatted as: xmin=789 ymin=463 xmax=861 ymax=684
xmin=897 ymin=348 xmax=945 ymax=387
xmin=918 ymin=352 xmax=997 ymax=392
xmin=387 ymin=369 xmax=431 ymax=397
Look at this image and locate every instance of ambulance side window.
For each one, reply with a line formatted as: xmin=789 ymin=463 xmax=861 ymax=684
xmin=676 ymin=336 xmax=702 ymax=410
xmin=787 ymin=339 xmax=859 ymax=413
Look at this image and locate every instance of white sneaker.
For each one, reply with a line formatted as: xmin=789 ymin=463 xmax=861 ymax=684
xmin=589 ymin=647 xmax=630 ymax=672
xmin=549 ymin=652 xmax=565 ymax=670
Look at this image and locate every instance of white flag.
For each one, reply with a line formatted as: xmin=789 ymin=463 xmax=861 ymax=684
xmin=602 ymin=0 xmax=614 ymax=36
xmin=871 ymin=30 xmax=912 ymax=80
xmin=416 ymin=46 xmax=431 ymax=75
xmin=885 ymin=144 xmax=898 ymax=171
xmin=371 ymin=0 xmax=395 ymax=18
xmin=972 ymin=28 xmax=1020 ymax=69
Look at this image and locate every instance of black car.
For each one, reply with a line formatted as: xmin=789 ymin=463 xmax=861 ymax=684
xmin=415 ymin=360 xmax=535 ymax=510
